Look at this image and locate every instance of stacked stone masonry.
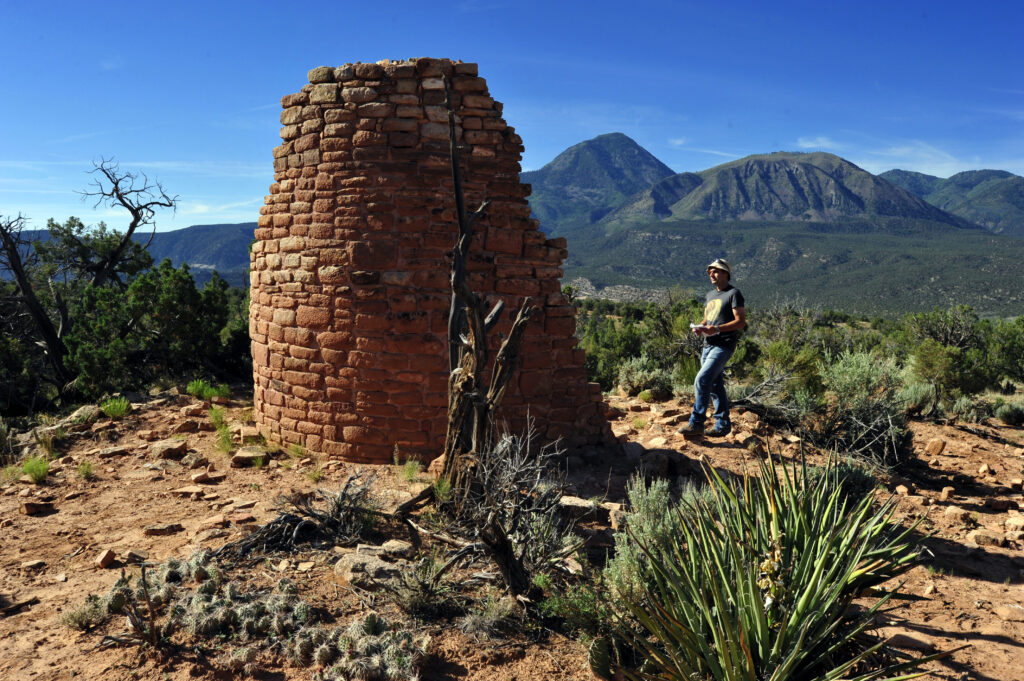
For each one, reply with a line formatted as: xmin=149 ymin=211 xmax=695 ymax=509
xmin=251 ymin=58 xmax=610 ymax=464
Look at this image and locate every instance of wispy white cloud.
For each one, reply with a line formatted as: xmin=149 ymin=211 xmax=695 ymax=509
xmin=796 ymin=135 xmax=845 ymax=151
xmin=668 ymin=137 xmax=688 ymax=147
xmin=687 ymin=148 xmax=739 ymax=159
xmin=179 ymin=197 xmax=262 ymax=215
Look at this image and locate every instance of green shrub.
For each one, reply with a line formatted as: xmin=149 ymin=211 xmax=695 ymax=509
xmin=61 ymin=594 xmax=106 ymax=630
xmin=23 ymin=456 xmax=49 ymax=483
xmin=208 ymin=406 xmax=227 ymax=430
xmin=670 ymin=356 xmax=700 ymax=397
xmin=539 ymin=582 xmax=609 ymax=637
xmin=951 ymin=395 xmax=992 ymax=423
xmin=816 ymin=352 xmax=908 ymax=468
xmin=100 ymin=396 xmax=131 ymax=419
xmin=602 ymin=459 xmax=941 ymax=681
xmin=187 ymin=378 xmax=229 ymax=401
xmin=399 ymin=459 xmax=421 ymax=483
xmin=604 ymin=476 xmax=682 ymax=604
xmin=78 ymin=460 xmax=94 ymax=480
xmin=995 ymin=402 xmax=1024 ymax=427
xmin=617 ymin=353 xmax=672 ymax=397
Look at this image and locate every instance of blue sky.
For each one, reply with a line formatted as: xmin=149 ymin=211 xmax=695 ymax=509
xmin=2 ymin=0 xmax=1021 ymax=232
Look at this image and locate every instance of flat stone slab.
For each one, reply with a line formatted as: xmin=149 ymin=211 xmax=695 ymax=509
xmin=143 ymin=522 xmax=184 ymax=536
xmin=20 ymin=500 xmax=55 ymax=515
xmin=172 ymin=485 xmax=206 ymax=497
xmin=231 ymin=447 xmax=267 ymax=468
xmin=151 ymin=439 xmax=188 ymax=460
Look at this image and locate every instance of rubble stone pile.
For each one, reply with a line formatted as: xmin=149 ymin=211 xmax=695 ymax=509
xmin=250 ymin=58 xmax=609 ymax=463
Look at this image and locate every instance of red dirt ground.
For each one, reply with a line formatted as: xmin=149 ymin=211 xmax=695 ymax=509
xmin=2 ymin=390 xmax=1022 ymax=681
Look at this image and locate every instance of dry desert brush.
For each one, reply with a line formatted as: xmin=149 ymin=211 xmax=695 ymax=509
xmin=596 ymin=458 xmax=958 ymax=681
xmin=214 ymin=471 xmax=381 ymax=559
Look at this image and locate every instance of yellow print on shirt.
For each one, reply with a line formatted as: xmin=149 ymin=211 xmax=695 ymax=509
xmin=704 ymin=299 xmax=722 ymax=324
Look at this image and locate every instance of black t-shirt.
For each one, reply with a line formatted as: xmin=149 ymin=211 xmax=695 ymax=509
xmin=703 ymin=285 xmax=744 ymax=349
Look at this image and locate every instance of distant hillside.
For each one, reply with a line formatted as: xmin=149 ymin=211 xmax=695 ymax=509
xmin=521 ymin=132 xmax=675 ymax=234
xmin=880 ymin=169 xmax=1024 ymax=237
xmin=521 ymin=134 xmax=1024 ymax=315
xmin=15 ymin=222 xmax=255 ymax=288
xmin=600 ymin=151 xmax=972 ymax=232
xmin=147 ymin=222 xmax=255 ymax=286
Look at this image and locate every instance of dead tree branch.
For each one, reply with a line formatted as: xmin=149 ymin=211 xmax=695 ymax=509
xmin=78 ymin=158 xmax=177 ymax=288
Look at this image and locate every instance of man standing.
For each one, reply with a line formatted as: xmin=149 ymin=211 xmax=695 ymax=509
xmin=680 ymin=258 xmax=746 ymax=437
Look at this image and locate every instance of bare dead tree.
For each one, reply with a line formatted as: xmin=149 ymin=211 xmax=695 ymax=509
xmin=429 ymin=78 xmax=547 ymax=597
xmin=78 ymin=159 xmax=177 ymax=288
xmin=0 ymin=214 xmax=73 ymax=387
xmin=438 ymin=77 xmax=534 ymax=505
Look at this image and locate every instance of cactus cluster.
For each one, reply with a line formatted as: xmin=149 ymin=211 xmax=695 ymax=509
xmin=292 ymin=614 xmax=429 ymax=681
xmin=176 ymin=571 xmax=309 ymax=642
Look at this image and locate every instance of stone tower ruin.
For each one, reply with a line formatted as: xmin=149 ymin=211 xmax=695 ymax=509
xmin=250 ymin=58 xmax=609 ymax=464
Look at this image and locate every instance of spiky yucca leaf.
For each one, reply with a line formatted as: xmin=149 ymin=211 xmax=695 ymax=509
xmin=611 ymin=457 xmax=957 ymax=681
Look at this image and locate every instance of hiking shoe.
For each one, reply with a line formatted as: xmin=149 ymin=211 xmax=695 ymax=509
xmin=677 ymin=421 xmax=704 ymax=435
xmin=706 ymin=422 xmax=732 ymax=437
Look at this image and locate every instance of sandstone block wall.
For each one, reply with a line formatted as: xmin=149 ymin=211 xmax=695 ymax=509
xmin=250 ymin=58 xmax=609 ymax=464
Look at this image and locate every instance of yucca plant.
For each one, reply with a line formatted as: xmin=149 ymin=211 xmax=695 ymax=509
xmin=605 ymin=457 xmax=957 ymax=681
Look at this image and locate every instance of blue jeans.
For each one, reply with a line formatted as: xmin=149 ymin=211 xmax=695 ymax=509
xmin=691 ymin=344 xmax=733 ymax=427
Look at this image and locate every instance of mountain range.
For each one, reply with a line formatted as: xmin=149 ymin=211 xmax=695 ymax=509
xmin=524 ymin=133 xmax=1024 ymax=316
xmin=10 ymin=134 xmax=1024 ymax=317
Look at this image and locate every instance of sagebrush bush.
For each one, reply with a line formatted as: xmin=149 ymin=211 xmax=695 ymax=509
xmin=995 ymin=401 xmax=1024 ymax=426
xmin=816 ymin=352 xmax=909 ymax=468
xmin=951 ymin=395 xmax=991 ymax=423
xmin=604 ymin=476 xmax=682 ymax=604
xmin=617 ymin=353 xmax=672 ymax=397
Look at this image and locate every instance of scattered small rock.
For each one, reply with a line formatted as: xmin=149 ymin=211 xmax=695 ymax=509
xmin=190 ymin=470 xmax=210 ymax=483
xmin=21 ymin=559 xmax=46 ymax=570
xmin=143 ymin=522 xmax=184 ymax=536
xmin=381 ymin=539 xmax=414 ymax=557
xmin=199 ymin=514 xmax=229 ymax=529
xmin=939 ymin=486 xmax=955 ymax=502
xmin=230 ymin=447 xmax=266 ymax=468
xmin=1005 ymin=517 xmax=1024 ymax=532
xmin=96 ymin=549 xmax=115 ymax=568
xmin=227 ymin=512 xmax=256 ymax=525
xmin=967 ymin=529 xmax=1005 ymax=547
xmin=20 ymin=500 xmax=55 ymax=515
xmin=94 ymin=445 xmax=131 ymax=459
xmin=151 ymin=439 xmax=189 ymax=460
xmin=923 ymin=438 xmax=946 ymax=457
xmin=943 ymin=506 xmax=972 ymax=524
xmin=979 ymin=463 xmax=995 ymax=476
xmin=296 ymin=561 xmax=315 ymax=572
xmin=125 ymin=549 xmax=149 ymax=563
xmin=994 ymin=604 xmax=1024 ymax=622
xmin=895 ymin=484 xmax=911 ymax=496
xmin=172 ymin=485 xmax=206 ymax=497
